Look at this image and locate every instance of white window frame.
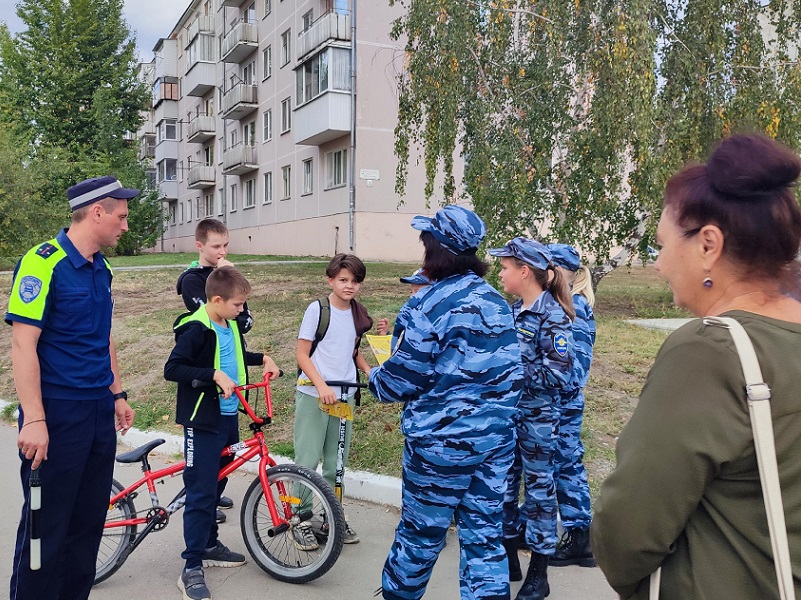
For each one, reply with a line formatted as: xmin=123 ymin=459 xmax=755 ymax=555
xmin=243 ymin=178 xmax=256 ymax=209
xmin=264 ymin=0 xmax=271 ymax=15
xmin=243 ymin=60 xmax=256 ymax=85
xmin=302 ymin=9 xmax=314 ymax=32
xmin=281 ymin=165 xmax=291 ymax=200
xmin=262 ymin=45 xmax=272 ymax=80
xmin=302 ymin=158 xmax=313 ymax=195
xmin=262 ymin=109 xmax=272 ymax=142
xmin=281 ymin=29 xmax=291 ymax=66
xmin=280 ymin=97 xmax=291 ymax=133
xmin=325 ymin=148 xmax=348 ymax=189
xmin=204 ymin=192 xmax=214 ymax=217
xmin=229 ymin=183 xmax=237 ymax=212
xmin=263 ymin=171 xmax=273 ymax=204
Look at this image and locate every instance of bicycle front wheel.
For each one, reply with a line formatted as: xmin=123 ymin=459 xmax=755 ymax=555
xmin=95 ymin=478 xmax=137 ymax=584
xmin=241 ymin=464 xmax=345 ymax=583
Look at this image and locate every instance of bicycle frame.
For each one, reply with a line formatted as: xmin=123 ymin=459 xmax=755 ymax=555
xmin=104 ymin=378 xmax=293 ymax=549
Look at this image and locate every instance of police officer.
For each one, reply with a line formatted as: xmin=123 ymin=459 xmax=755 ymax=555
xmin=546 ymin=244 xmax=596 ymax=569
xmin=7 ymin=175 xmax=137 ymax=600
xmin=369 ymin=205 xmax=523 ymax=600
xmin=489 ymin=238 xmax=575 ymax=600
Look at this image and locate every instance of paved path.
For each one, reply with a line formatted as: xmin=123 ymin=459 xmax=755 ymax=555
xmin=0 ymin=423 xmax=616 ymax=599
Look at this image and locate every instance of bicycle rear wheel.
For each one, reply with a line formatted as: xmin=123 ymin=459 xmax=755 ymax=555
xmin=95 ymin=478 xmax=137 ymax=584
xmin=241 ymin=464 xmax=345 ymax=583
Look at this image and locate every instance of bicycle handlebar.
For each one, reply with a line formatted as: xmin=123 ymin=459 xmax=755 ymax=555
xmin=191 ymin=370 xmax=284 ymax=389
xmin=323 ymin=380 xmax=369 ymax=389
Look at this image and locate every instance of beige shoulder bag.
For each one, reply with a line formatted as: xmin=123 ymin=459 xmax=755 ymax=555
xmin=649 ymin=316 xmax=796 ymax=600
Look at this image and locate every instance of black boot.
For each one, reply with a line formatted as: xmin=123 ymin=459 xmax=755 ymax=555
xmin=549 ymin=527 xmax=596 ymax=567
xmin=503 ymin=537 xmax=522 ymax=582
xmin=515 ymin=553 xmax=549 ymax=600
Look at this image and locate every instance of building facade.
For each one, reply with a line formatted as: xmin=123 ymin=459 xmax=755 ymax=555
xmin=138 ymin=0 xmax=450 ymax=261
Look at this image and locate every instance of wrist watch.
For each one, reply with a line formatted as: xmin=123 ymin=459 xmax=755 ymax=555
xmin=113 ymin=391 xmax=128 ymax=401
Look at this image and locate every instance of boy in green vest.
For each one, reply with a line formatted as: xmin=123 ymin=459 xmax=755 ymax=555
xmin=165 ymin=266 xmax=279 ymax=600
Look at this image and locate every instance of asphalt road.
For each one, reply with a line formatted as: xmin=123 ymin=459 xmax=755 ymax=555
xmin=0 ymin=423 xmax=617 ymax=599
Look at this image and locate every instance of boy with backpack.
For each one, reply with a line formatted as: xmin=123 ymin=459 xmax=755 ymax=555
xmin=165 ymin=266 xmax=280 ymax=600
xmin=294 ymin=254 xmax=374 ymax=546
xmin=176 ymin=218 xmax=251 ymax=522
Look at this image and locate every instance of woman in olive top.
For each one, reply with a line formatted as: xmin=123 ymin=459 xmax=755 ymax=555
xmin=592 ymin=134 xmax=801 ymax=599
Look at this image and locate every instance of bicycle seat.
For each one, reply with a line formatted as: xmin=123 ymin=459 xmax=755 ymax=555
xmin=116 ymin=439 xmax=166 ymax=464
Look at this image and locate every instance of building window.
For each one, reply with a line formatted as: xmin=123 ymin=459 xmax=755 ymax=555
xmin=179 ymin=202 xmax=185 ymax=224
xmin=262 ymin=45 xmax=272 ymax=79
xmin=205 ymin=192 xmax=214 ymax=217
xmin=204 ymin=144 xmax=214 ymax=165
xmin=281 ymin=165 xmax=291 ymax=200
xmin=263 ymin=171 xmax=272 ymax=204
xmin=244 ymin=2 xmax=256 ymax=23
xmin=195 ymin=197 xmax=203 ymax=219
xmin=280 ymin=97 xmax=291 ymax=133
xmin=187 ymin=198 xmax=193 ymax=222
xmin=280 ymin=29 xmax=291 ymax=67
xmin=230 ymin=184 xmax=237 ymax=212
xmin=262 ymin=109 xmax=272 ymax=142
xmin=243 ymin=60 xmax=256 ymax=85
xmin=243 ymin=120 xmax=256 ymax=145
xmin=158 ymin=158 xmax=177 ymax=182
xmin=158 ymin=118 xmax=177 ymax=143
xmin=302 ymin=158 xmax=313 ymax=195
xmin=265 ymin=0 xmax=271 ymax=15
xmin=169 ymin=202 xmax=176 ymax=225
xmin=296 ymin=47 xmax=350 ymax=106
xmin=244 ymin=178 xmax=256 ymax=208
xmin=302 ymin=10 xmax=314 ymax=32
xmin=325 ymin=149 xmax=347 ymax=189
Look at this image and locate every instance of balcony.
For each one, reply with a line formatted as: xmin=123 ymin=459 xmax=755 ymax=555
xmin=298 ymin=12 xmax=351 ymax=60
xmin=138 ymin=135 xmax=156 ymax=160
xmin=188 ymin=165 xmax=216 ymax=189
xmin=222 ymin=144 xmax=257 ymax=175
xmin=158 ymin=179 xmax=178 ymax=200
xmin=187 ymin=116 xmax=216 ymax=143
xmin=222 ymin=84 xmax=257 ymax=120
xmin=294 ymin=91 xmax=351 ymax=146
xmin=184 ymin=61 xmax=216 ymax=97
xmin=220 ymin=0 xmax=247 ymax=6
xmin=221 ymin=22 xmax=257 ymax=63
xmin=187 ymin=14 xmax=215 ymax=43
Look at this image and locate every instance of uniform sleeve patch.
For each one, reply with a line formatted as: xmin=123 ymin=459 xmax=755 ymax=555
xmin=516 ymin=326 xmax=537 ymax=338
xmin=553 ymin=333 xmax=569 ymax=357
xmin=35 ymin=243 xmax=58 ymax=258
xmin=18 ymin=276 xmax=43 ymax=303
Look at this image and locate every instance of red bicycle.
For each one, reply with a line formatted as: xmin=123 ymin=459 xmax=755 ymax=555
xmin=95 ymin=377 xmax=345 ymax=585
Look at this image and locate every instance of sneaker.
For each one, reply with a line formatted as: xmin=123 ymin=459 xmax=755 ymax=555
xmin=215 ymin=510 xmax=226 ymax=524
xmin=178 ymin=567 xmax=211 ymax=600
xmin=292 ymin=522 xmax=320 ymax=551
xmin=343 ymin=522 xmax=360 ymax=544
xmin=202 ymin=542 xmax=246 ymax=568
xmin=217 ymin=495 xmax=234 ymax=509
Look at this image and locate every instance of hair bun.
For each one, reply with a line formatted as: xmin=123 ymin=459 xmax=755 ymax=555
xmin=707 ymin=134 xmax=801 ymax=199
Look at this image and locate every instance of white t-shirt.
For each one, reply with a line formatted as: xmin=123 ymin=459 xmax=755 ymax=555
xmin=297 ymin=299 xmax=358 ymax=398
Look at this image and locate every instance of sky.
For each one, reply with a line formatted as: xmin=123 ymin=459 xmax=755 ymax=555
xmin=0 ymin=0 xmax=190 ymax=62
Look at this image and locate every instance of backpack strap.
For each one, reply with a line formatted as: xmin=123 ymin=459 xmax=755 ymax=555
xmin=310 ymin=296 xmax=331 ymax=358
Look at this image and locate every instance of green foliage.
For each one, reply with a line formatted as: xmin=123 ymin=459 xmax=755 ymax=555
xmin=0 ymin=0 xmax=162 ymax=256
xmin=391 ymin=0 xmax=801 ymax=285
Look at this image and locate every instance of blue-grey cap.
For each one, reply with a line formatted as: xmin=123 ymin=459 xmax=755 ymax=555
xmin=547 ymin=243 xmax=581 ymax=271
xmin=67 ymin=175 xmax=139 ymax=211
xmin=488 ymin=237 xmax=552 ymax=270
xmin=411 ymin=205 xmax=487 ymax=255
xmin=399 ymin=268 xmax=432 ymax=285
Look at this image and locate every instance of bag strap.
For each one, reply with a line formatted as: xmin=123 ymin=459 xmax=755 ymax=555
xmin=650 ymin=316 xmax=795 ymax=600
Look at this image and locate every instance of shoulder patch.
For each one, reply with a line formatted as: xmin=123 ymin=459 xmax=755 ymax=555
xmin=18 ymin=275 xmax=43 ymax=303
xmin=553 ymin=333 xmax=569 ymax=357
xmin=516 ymin=326 xmax=537 ymax=338
xmin=35 ymin=243 xmax=58 ymax=258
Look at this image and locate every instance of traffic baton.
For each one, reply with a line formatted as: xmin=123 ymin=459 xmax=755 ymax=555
xmin=29 ymin=467 xmax=41 ymax=570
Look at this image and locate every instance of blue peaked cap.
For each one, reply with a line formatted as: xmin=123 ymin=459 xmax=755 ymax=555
xmin=399 ymin=268 xmax=432 ymax=285
xmin=488 ymin=237 xmax=552 ymax=270
xmin=411 ymin=205 xmax=487 ymax=255
xmin=547 ymin=243 xmax=581 ymax=271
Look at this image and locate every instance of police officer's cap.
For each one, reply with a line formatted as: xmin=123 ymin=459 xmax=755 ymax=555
xmin=67 ymin=176 xmax=140 ymax=211
xmin=399 ymin=268 xmax=432 ymax=285
xmin=547 ymin=243 xmax=581 ymax=271
xmin=488 ymin=237 xmax=552 ymax=271
xmin=411 ymin=205 xmax=487 ymax=255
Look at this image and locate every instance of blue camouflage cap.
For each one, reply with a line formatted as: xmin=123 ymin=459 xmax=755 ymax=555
xmin=488 ymin=237 xmax=552 ymax=270
xmin=411 ymin=205 xmax=487 ymax=255
xmin=399 ymin=268 xmax=432 ymax=285
xmin=547 ymin=243 xmax=581 ymax=271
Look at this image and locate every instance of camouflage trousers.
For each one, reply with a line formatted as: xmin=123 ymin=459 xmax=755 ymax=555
xmin=502 ymin=399 xmax=558 ymax=554
xmin=382 ymin=438 xmax=515 ymax=600
xmin=554 ymin=389 xmax=592 ymax=529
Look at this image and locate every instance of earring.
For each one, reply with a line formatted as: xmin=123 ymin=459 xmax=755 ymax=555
xmin=703 ymin=269 xmax=713 ymax=288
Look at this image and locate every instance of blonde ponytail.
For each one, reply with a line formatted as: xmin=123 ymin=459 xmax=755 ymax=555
xmin=572 ymin=266 xmax=595 ymax=308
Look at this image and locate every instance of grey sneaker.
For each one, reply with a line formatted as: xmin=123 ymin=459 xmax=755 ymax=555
xmin=343 ymin=522 xmax=360 ymax=544
xmin=202 ymin=542 xmax=246 ymax=568
xmin=178 ymin=568 xmax=211 ymax=600
xmin=292 ymin=522 xmax=320 ymax=551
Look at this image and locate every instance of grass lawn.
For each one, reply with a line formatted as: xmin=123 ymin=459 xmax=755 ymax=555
xmin=0 ymin=257 xmax=689 ymax=497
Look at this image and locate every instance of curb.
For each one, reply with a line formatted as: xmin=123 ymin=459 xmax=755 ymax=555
xmin=0 ymin=399 xmax=403 ymax=508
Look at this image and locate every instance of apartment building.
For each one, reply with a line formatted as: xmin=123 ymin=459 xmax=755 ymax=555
xmin=138 ymin=0 xmax=449 ymax=261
